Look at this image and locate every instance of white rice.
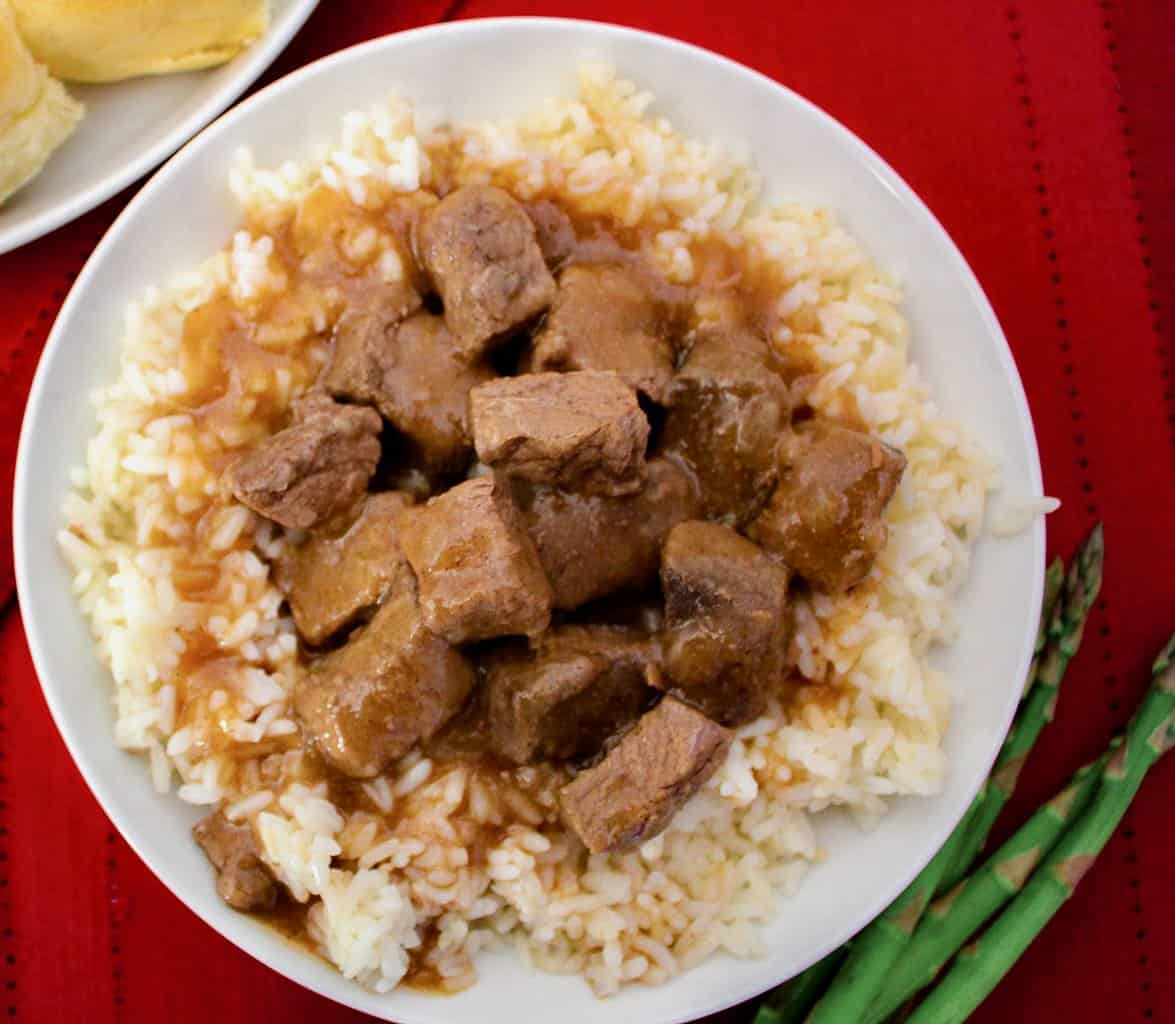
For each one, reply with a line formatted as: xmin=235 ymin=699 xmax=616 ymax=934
xmin=58 ymin=66 xmax=1051 ymax=997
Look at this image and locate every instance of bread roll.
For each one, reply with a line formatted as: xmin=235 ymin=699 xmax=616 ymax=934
xmin=0 ymin=0 xmax=83 ymax=205
xmin=9 ymin=0 xmax=270 ymax=83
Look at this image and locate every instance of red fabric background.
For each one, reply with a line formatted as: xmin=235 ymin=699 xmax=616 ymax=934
xmin=1 ymin=1 xmax=1172 ymax=1020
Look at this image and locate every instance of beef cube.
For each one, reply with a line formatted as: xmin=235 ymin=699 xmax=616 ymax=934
xmin=527 ymin=263 xmax=677 ymax=403
xmin=525 ymin=200 xmax=577 ymax=270
xmin=193 ymin=811 xmax=278 ymax=911
xmin=660 ymin=321 xmax=792 ymax=527
xmin=294 ymin=586 xmax=475 ymax=777
xmin=469 ymin=371 xmax=648 ymax=497
xmin=274 ymin=491 xmax=414 ymax=645
xmin=225 ymin=396 xmax=381 ymax=529
xmin=512 ymin=455 xmax=699 ymax=611
xmin=486 ymin=625 xmax=657 ymax=764
xmin=398 ymin=477 xmax=552 ymax=644
xmin=559 ymin=697 xmax=731 ymax=853
xmin=423 ymin=684 xmax=495 ymax=761
xmin=324 ymin=302 xmax=492 ymax=474
xmin=418 ymin=185 xmax=556 ymax=358
xmin=748 ymin=419 xmax=906 ymax=593
xmin=658 ymin=521 xmax=790 ymax=726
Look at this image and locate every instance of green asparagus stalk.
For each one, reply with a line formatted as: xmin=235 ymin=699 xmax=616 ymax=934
xmin=907 ymin=631 xmax=1175 ymax=1024
xmin=753 ymin=949 xmax=847 ymax=1024
xmin=1025 ymin=556 xmax=1065 ymax=697
xmin=936 ymin=526 xmax=1104 ymax=893
xmin=863 ymin=748 xmax=1110 ymax=1024
xmin=803 ymin=806 xmax=979 ymax=1024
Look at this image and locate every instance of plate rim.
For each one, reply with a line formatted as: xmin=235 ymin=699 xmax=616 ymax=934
xmin=0 ymin=0 xmax=321 ymax=256
xmin=13 ymin=16 xmax=1045 ymax=1023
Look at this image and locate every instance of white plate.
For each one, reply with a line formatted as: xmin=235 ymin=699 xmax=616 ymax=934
xmin=0 ymin=0 xmax=319 ymax=255
xmin=14 ymin=18 xmax=1045 ymax=1024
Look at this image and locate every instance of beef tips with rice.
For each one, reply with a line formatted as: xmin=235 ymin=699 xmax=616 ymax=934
xmin=186 ymin=170 xmax=906 ymax=943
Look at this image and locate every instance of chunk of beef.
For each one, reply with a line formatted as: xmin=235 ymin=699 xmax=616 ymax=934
xmin=658 ymin=521 xmax=790 ymax=726
xmin=469 ymin=372 xmax=648 ymax=497
xmin=398 ymin=477 xmax=552 ymax=644
xmin=527 ymin=263 xmax=677 ymax=403
xmin=423 ymin=684 xmax=495 ymax=760
xmin=324 ymin=302 xmax=492 ymax=474
xmin=511 ymin=455 xmax=699 ymax=611
xmin=559 ymin=696 xmax=731 ymax=853
xmin=224 ymin=396 xmax=381 ymax=529
xmin=193 ymin=811 xmax=278 ymax=911
xmin=418 ymin=185 xmax=556 ymax=358
xmin=294 ymin=586 xmax=475 ymax=777
xmin=525 ymin=200 xmax=577 ymax=270
xmin=748 ymin=419 xmax=906 ymax=593
xmin=486 ymin=625 xmax=658 ymax=765
xmin=274 ymin=491 xmax=414 ymax=646
xmin=660 ymin=321 xmax=792 ymax=527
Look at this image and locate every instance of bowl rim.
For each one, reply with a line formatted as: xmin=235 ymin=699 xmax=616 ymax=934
xmin=14 ymin=16 xmax=1044 ymax=1023
xmin=0 ymin=0 xmax=321 ymax=256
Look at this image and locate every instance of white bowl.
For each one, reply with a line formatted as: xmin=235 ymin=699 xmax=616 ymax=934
xmin=0 ymin=0 xmax=319 ymax=255
xmin=14 ymin=18 xmax=1044 ymax=1024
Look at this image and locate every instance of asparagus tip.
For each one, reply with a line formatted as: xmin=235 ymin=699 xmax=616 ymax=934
xmin=1079 ymin=524 xmax=1105 ymax=596
xmin=1054 ymin=523 xmax=1104 ymax=632
xmin=1152 ymin=631 xmax=1175 ymax=676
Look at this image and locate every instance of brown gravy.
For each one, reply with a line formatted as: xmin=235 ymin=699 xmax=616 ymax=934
xmin=402 ymin=923 xmax=446 ymax=993
xmin=254 ymin=892 xmax=315 ymax=953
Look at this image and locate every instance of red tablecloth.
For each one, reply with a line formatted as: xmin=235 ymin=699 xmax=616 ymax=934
xmin=1 ymin=2 xmax=1172 ymax=1020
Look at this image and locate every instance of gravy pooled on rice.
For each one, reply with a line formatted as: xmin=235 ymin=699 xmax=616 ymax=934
xmin=60 ymin=66 xmax=994 ymax=996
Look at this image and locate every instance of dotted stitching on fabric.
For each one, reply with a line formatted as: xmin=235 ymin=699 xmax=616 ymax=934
xmin=0 ymin=233 xmax=97 ymax=606
xmin=1096 ymin=0 xmax=1175 ymax=460
xmin=0 ymin=219 xmax=123 ymax=1010
xmin=1096 ymin=3 xmax=1161 ymax=1017
xmin=1121 ymin=820 xmax=1155 ymax=1019
xmin=1004 ymin=6 xmax=1101 ymax=527
xmin=1010 ymin=3 xmax=1157 ymax=1018
xmin=0 ymin=239 xmax=88 ymax=427
xmin=105 ymin=832 xmax=126 ymax=1016
xmin=1008 ymin=0 xmax=1131 ymax=1001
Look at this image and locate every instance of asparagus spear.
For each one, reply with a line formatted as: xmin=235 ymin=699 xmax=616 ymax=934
xmin=863 ymin=749 xmax=1110 ymax=1024
xmin=936 ymin=526 xmax=1104 ymax=893
xmin=753 ymin=949 xmax=847 ymax=1024
xmin=803 ymin=806 xmax=979 ymax=1024
xmin=1025 ymin=556 xmax=1065 ymax=696
xmin=907 ymin=631 xmax=1175 ymax=1024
